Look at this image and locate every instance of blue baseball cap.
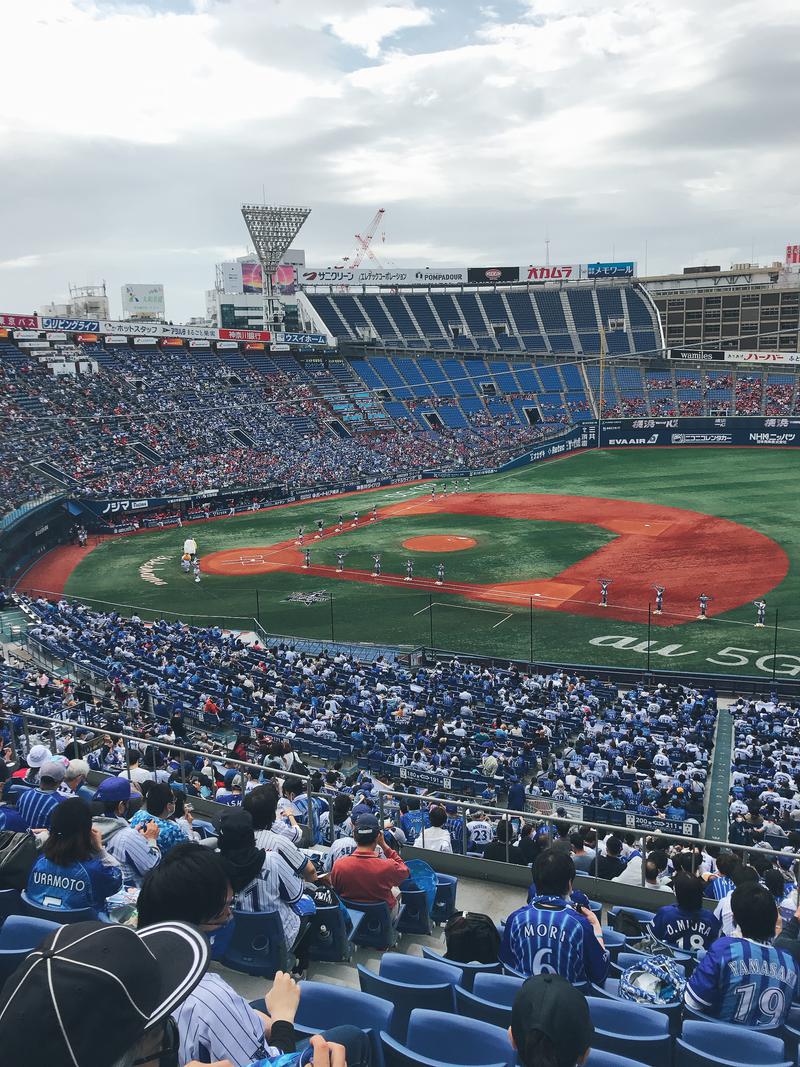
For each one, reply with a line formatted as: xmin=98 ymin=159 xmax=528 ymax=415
xmin=93 ymin=777 xmax=132 ymax=803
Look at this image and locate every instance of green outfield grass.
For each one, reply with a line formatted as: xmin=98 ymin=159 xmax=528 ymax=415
xmin=61 ymin=448 xmax=800 ymax=679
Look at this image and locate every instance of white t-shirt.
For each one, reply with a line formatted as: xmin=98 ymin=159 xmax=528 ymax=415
xmin=417 ymin=826 xmax=453 ymax=853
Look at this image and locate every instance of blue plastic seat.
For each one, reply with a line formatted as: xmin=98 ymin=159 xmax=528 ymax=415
xmin=608 ymin=906 xmax=656 ymax=927
xmin=397 ymin=887 xmax=431 ymax=935
xmin=676 ymin=1020 xmax=791 ymax=1067
xmin=380 ymin=1008 xmax=514 ymax=1067
xmin=588 ymin=997 xmax=671 ymax=1067
xmin=455 ymin=985 xmax=513 ymax=1029
xmin=601 ymin=928 xmax=629 ymax=961
xmin=587 ymin=1051 xmax=651 ymax=1067
xmin=220 ymin=909 xmax=290 ymax=977
xmin=20 ymin=891 xmax=95 ymax=925
xmin=472 ymin=972 xmax=524 ymax=1005
xmin=431 ymin=875 xmax=458 ymax=924
xmin=681 ymin=1005 xmax=785 ymax=1038
xmin=421 ymin=947 xmax=501 ymax=991
xmin=588 ymin=978 xmax=682 ymax=1036
xmin=0 ymin=887 xmax=22 ymax=926
xmin=357 ymin=962 xmax=458 ymax=1041
xmin=293 ymin=980 xmax=394 ymax=1067
xmin=341 ymin=898 xmax=400 ymax=951
xmin=308 ymin=904 xmax=364 ymax=963
xmin=0 ymin=915 xmax=60 ymax=985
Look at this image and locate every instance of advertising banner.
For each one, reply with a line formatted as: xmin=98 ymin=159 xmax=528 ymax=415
xmin=275 ymin=331 xmax=327 ymax=346
xmin=76 ymin=334 xmax=98 ymax=343
xmin=159 ymin=337 xmax=184 ymax=347
xmin=104 ymin=336 xmax=128 ymax=344
xmin=467 ymin=266 xmax=520 ymax=284
xmin=523 ymin=264 xmax=581 ymax=282
xmin=45 ymin=332 xmax=68 ymax=342
xmin=244 ymin=342 xmax=265 ymax=351
xmin=216 ymin=341 xmax=239 ymax=349
xmin=587 ymin=261 xmax=636 ymax=278
xmin=398 ymin=767 xmax=453 ymax=791
xmin=133 ymin=337 xmax=157 ymax=346
xmin=1 ymin=313 xmax=38 ymax=329
xmin=241 ymin=262 xmax=263 ymax=294
xmin=668 ymin=349 xmax=725 ymax=361
xmin=301 ymin=267 xmax=468 ymax=286
xmin=600 ymin=417 xmax=800 ymax=448
xmin=725 ymin=350 xmax=800 ymax=364
xmin=188 ymin=339 xmax=212 ymax=348
xmin=787 ymin=244 xmax=800 ymax=265
xmin=218 ymin=328 xmax=271 ymax=342
xmin=42 ymin=317 xmax=100 ymax=332
xmin=12 ymin=330 xmax=39 ymax=340
xmin=499 ymin=423 xmax=597 ymax=471
xmin=98 ymin=320 xmax=219 ymax=340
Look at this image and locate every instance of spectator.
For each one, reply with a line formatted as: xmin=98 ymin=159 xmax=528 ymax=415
xmin=59 ymin=758 xmax=90 ymax=797
xmin=570 ymin=832 xmax=596 ymax=873
xmin=137 ymin=843 xmax=369 ymax=1065
xmin=516 ymin=823 xmax=537 ymax=866
xmin=652 ymin=871 xmax=721 ymax=950
xmin=27 ymin=797 xmax=122 ymax=915
xmin=596 ymin=836 xmax=626 ymax=880
xmin=420 ymin=805 xmax=453 ymax=853
xmin=704 ymin=851 xmax=737 ymax=900
xmin=0 ymin=917 xmax=211 ymax=1067
xmin=500 ymin=847 xmax=609 ymax=984
xmin=92 ymin=775 xmax=161 ymax=888
xmin=483 ymin=818 xmax=516 ymax=862
xmin=121 ymin=749 xmax=153 ymax=786
xmin=510 ymin=973 xmax=594 ymax=1067
xmin=685 ymin=882 xmax=799 ymax=1026
xmin=129 ymin=781 xmax=189 ymax=855
xmin=330 ymin=813 xmax=409 ymax=916
xmin=243 ymin=783 xmax=317 ymax=882
xmin=16 ymin=759 xmax=66 ymax=830
xmin=715 ymin=863 xmax=759 ymax=936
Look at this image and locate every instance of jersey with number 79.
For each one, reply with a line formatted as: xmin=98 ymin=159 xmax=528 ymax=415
xmin=685 ymin=936 xmax=798 ymax=1026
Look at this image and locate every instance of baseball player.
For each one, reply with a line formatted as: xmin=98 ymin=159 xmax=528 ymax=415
xmin=654 ymin=585 xmax=665 ymax=615
xmin=336 ymin=552 xmax=345 ymax=573
xmin=316 ymin=519 xmax=324 ymax=539
xmin=351 ymin=511 xmax=359 ymax=528
xmin=303 ymin=548 xmax=311 ymax=569
xmin=599 ymin=578 xmax=611 ymax=608
xmin=755 ymin=599 xmax=766 ymax=627
xmin=370 ymin=505 xmax=378 ymax=523
xmin=405 ymin=558 xmax=414 ymax=582
xmin=372 ymin=554 xmax=382 ymax=578
xmin=191 ymin=560 xmax=201 ymax=584
xmin=430 ymin=484 xmax=437 ymax=500
xmin=436 ymin=563 xmax=445 ymax=586
xmin=297 ymin=526 xmax=304 ymax=545
xmin=336 ymin=513 xmax=344 ymax=532
xmin=698 ymin=592 xmax=710 ymax=620
xmin=442 ymin=481 xmax=448 ymax=496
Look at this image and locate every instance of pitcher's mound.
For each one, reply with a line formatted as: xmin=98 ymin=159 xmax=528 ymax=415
xmin=402 ymin=535 xmax=477 ymax=552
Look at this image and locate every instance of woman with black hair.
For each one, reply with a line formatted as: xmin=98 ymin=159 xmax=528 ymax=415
xmin=509 ymin=974 xmax=593 ymax=1067
xmin=129 ymin=781 xmax=188 ymax=854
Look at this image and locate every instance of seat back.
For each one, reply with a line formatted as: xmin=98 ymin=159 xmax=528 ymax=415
xmin=587 ymin=1051 xmax=655 ymax=1067
xmin=308 ymin=903 xmax=352 ymax=963
xmin=0 ymin=888 xmax=21 ymax=926
xmin=588 ymin=998 xmax=670 ymax=1067
xmin=20 ymin=891 xmax=95 ymax=925
xmin=679 ymin=1021 xmax=790 ymax=1066
xmin=397 ymin=888 xmax=432 ymax=936
xmin=421 ymin=947 xmax=501 ymax=992
xmin=294 ymin=980 xmax=393 ymax=1067
xmin=221 ymin=910 xmax=290 ymax=978
xmin=472 ymin=971 xmax=524 ymax=1007
xmin=357 ymin=964 xmax=456 ymax=1041
xmin=432 ymin=874 xmax=458 ymax=925
xmin=455 ymin=985 xmax=512 ymax=1029
xmin=381 ymin=953 xmax=462 ymax=987
xmin=342 ymin=898 xmax=396 ymax=951
xmin=0 ymin=915 xmax=60 ymax=986
xmin=380 ymin=1031 xmax=507 ymax=1067
xmin=408 ymin=1008 xmax=514 ymax=1067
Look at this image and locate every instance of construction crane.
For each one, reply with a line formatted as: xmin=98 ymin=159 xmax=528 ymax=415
xmin=338 ymin=209 xmax=386 ymax=268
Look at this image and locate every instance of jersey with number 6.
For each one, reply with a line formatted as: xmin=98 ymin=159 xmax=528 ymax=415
xmin=685 ymin=936 xmax=798 ymax=1026
xmin=500 ymin=896 xmax=609 ymax=985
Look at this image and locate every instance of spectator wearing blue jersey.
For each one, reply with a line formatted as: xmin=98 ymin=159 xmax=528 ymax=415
xmin=685 ymin=882 xmax=799 ymax=1026
xmin=129 ymin=781 xmax=189 ymax=855
xmin=501 ymin=847 xmax=609 ymax=985
xmin=704 ymin=851 xmax=737 ymax=900
xmin=653 ymin=872 xmax=720 ymax=951
xmin=27 ymin=797 xmax=122 ymax=915
xmin=16 ymin=760 xmax=66 ymax=830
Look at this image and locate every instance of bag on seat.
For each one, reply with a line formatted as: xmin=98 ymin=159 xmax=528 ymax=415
xmin=444 ymin=911 xmax=500 ymax=964
xmin=0 ymin=830 xmax=37 ymax=890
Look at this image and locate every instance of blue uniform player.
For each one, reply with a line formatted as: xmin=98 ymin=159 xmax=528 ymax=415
xmin=652 ymin=872 xmax=721 ymax=951
xmin=500 ymin=849 xmax=609 ymax=985
xmin=685 ymin=883 xmax=798 ymax=1027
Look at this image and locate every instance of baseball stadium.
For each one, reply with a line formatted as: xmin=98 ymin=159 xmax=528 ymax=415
xmin=3 ymin=202 xmax=800 ymax=1067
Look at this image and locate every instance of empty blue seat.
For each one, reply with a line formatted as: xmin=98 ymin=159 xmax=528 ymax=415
xmin=342 ymin=898 xmax=399 ymax=951
xmin=221 ymin=910 xmax=290 ymax=977
xmin=381 ymin=1008 xmax=514 ymax=1067
xmin=472 ymin=972 xmax=524 ymax=1005
xmin=432 ymin=874 xmax=458 ymax=924
xmin=608 ymin=906 xmax=656 ymax=927
xmin=587 ymin=1052 xmax=651 ymax=1067
xmin=308 ymin=904 xmax=363 ymax=963
xmin=421 ymin=947 xmax=501 ymax=991
xmin=0 ymin=915 xmax=60 ymax=985
xmin=588 ymin=997 xmax=671 ymax=1067
xmin=20 ymin=891 xmax=95 ymax=925
xmin=601 ymin=929 xmax=629 ymax=961
xmin=455 ymin=985 xmax=513 ymax=1029
xmin=0 ymin=887 xmax=21 ymax=926
xmin=676 ymin=1020 xmax=791 ymax=1067
xmin=358 ymin=962 xmax=458 ymax=1041
xmin=293 ymin=980 xmax=394 ymax=1067
xmin=397 ymin=887 xmax=431 ymax=935
xmin=681 ymin=1005 xmax=785 ymax=1038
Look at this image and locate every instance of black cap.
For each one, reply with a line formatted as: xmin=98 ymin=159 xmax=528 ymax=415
xmin=511 ymin=974 xmax=593 ymax=1067
xmin=354 ymin=812 xmax=381 ymax=844
xmin=0 ymin=920 xmax=209 ymax=1067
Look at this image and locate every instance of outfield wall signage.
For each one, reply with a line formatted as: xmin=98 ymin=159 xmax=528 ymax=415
xmin=467 ymin=266 xmax=520 ymax=284
xmin=725 ymin=350 xmax=800 ymax=364
xmin=399 ymin=767 xmax=453 ymax=791
xmin=599 ymin=417 xmax=800 ymax=448
xmin=0 ymin=313 xmax=38 ymax=329
xmin=299 ymin=262 xmax=636 ymax=288
xmin=668 ymin=348 xmax=800 ymax=364
xmin=587 ymin=261 xmax=636 ymax=278
xmin=42 ymin=317 xmax=100 ymax=332
xmin=668 ymin=349 xmax=725 ymax=361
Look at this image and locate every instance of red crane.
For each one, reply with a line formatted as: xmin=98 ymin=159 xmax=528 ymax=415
xmin=338 ymin=209 xmax=386 ymax=269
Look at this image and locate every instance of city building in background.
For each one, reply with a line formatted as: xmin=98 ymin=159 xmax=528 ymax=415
xmin=205 ymin=249 xmax=305 ymax=332
xmin=120 ymin=284 xmax=165 ymax=321
xmin=40 ymin=283 xmax=110 ymax=322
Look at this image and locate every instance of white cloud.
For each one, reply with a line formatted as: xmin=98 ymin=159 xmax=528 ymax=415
xmin=327 ymin=4 xmax=433 ymax=57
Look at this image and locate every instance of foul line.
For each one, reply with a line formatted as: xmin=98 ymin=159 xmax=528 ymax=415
xmin=412 ymin=601 xmax=511 ymax=620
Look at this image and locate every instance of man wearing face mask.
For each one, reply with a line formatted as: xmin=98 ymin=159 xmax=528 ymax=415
xmin=92 ymin=776 xmax=162 ymax=888
xmin=129 ymin=782 xmax=189 ymax=855
xmin=137 ymin=843 xmax=371 ymax=1067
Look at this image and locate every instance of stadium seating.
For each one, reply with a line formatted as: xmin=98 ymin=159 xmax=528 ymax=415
xmin=20 ymin=890 xmax=96 ymax=925
xmin=220 ymin=908 xmax=291 ymax=977
xmin=675 ymin=1021 xmax=792 ymax=1067
xmin=587 ymin=999 xmax=671 ymax=1067
xmin=357 ymin=959 xmax=461 ymax=1040
xmin=292 ymin=981 xmax=394 ymax=1067
xmin=0 ymin=915 xmax=60 ymax=986
xmin=380 ymin=1008 xmax=515 ymax=1067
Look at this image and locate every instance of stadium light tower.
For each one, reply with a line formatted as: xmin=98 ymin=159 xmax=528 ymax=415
xmin=241 ymin=203 xmax=311 ymax=333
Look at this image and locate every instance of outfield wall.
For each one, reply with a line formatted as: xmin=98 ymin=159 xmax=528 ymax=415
xmin=0 ymin=498 xmax=73 ymax=586
xmin=599 ymin=415 xmax=800 ymax=448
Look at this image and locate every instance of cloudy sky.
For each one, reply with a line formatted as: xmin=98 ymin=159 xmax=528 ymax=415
xmin=1 ymin=0 xmax=797 ymax=321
